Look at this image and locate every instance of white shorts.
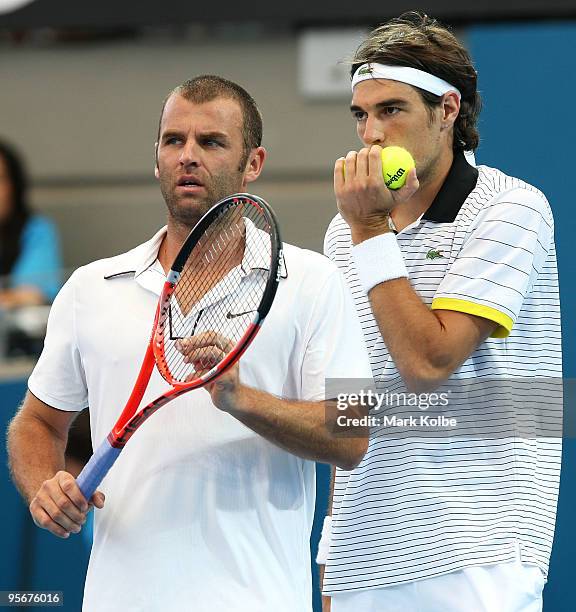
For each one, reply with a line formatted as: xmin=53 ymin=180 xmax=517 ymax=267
xmin=330 ymin=561 xmax=545 ymax=612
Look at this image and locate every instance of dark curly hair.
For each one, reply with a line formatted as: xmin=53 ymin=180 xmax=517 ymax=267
xmin=0 ymin=140 xmax=30 ymax=277
xmin=351 ymin=12 xmax=481 ymax=151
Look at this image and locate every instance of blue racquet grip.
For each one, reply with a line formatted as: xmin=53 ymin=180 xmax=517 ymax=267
xmin=76 ymin=438 xmax=122 ymax=501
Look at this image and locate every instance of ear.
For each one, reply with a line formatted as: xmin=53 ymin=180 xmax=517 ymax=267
xmin=242 ymin=146 xmax=267 ymax=186
xmin=441 ymin=91 xmax=461 ymax=129
xmin=154 ymin=143 xmax=159 ymax=180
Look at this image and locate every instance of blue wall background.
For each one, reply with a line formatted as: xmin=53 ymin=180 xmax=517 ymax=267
xmin=1 ymin=20 xmax=575 ymax=612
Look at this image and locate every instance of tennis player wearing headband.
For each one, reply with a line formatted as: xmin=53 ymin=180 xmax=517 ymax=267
xmin=320 ymin=12 xmax=561 ymax=612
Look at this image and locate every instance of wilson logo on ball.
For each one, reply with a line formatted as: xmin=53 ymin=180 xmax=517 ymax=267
xmin=385 ymin=167 xmax=406 ymax=188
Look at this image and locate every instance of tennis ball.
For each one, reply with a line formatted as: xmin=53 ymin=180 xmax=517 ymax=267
xmin=381 ymin=146 xmax=415 ymax=190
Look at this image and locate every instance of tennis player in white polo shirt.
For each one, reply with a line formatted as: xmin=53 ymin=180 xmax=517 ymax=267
xmin=319 ymin=12 xmax=562 ymax=612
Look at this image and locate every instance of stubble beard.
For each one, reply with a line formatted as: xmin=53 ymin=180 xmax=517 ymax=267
xmin=160 ymin=170 xmax=244 ymax=231
xmin=414 ymin=140 xmax=444 ymax=188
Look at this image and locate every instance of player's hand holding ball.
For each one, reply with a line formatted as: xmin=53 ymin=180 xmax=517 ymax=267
xmin=335 ymin=145 xmax=418 ymax=244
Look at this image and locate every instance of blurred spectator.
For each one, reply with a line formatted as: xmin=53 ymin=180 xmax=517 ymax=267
xmin=0 ymin=139 xmax=62 ymax=308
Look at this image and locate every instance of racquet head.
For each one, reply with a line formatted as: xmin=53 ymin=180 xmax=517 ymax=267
xmin=154 ymin=193 xmax=282 ymax=388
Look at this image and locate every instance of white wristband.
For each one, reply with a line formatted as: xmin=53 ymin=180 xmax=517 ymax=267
xmin=352 ymin=233 xmax=408 ymax=294
xmin=315 ymin=515 xmax=333 ymax=565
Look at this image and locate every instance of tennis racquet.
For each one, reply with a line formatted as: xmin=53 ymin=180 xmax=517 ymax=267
xmin=76 ymin=193 xmax=282 ymax=500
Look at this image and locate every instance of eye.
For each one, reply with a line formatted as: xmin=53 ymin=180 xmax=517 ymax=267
xmin=202 ymin=138 xmax=223 ymax=148
xmin=352 ymin=110 xmax=366 ymax=122
xmin=383 ymin=106 xmax=400 ymax=116
xmin=164 ymin=136 xmax=183 ymax=145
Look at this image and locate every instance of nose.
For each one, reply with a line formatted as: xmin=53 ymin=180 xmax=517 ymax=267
xmin=179 ymin=139 xmax=200 ymax=168
xmin=361 ymin=115 xmax=385 ymax=147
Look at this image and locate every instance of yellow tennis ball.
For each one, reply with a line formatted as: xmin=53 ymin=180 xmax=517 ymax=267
xmin=381 ymin=146 xmax=415 ymax=190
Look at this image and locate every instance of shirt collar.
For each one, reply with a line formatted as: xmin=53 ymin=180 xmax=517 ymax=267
xmin=242 ymin=218 xmax=288 ymax=279
xmin=103 ymin=226 xmax=166 ymax=280
xmin=422 ymin=150 xmax=479 ymax=223
xmin=104 ymin=220 xmax=285 ymax=281
xmin=241 ymin=217 xmax=271 ymax=274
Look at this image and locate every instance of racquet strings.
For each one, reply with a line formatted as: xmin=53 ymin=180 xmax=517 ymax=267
xmin=163 ymin=198 xmax=273 ymax=383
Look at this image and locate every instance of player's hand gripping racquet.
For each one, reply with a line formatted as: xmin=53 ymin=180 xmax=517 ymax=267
xmin=76 ymin=193 xmax=282 ymax=501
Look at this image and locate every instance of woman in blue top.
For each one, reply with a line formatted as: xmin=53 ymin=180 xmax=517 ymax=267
xmin=0 ymin=139 xmax=61 ymax=307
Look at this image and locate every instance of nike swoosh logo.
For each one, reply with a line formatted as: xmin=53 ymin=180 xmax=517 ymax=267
xmin=226 ymin=310 xmax=256 ymax=319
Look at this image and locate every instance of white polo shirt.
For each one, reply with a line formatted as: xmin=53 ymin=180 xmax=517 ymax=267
xmin=323 ymin=152 xmax=562 ymax=594
xmin=28 ymin=227 xmax=373 ymax=612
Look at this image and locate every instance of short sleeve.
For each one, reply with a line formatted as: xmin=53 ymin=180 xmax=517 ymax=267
xmin=11 ymin=216 xmax=62 ymax=302
xmin=300 ymin=266 xmax=373 ymax=401
xmin=323 ymin=225 xmax=334 ymax=259
xmin=28 ymin=272 xmax=88 ymax=411
xmin=323 ymin=214 xmax=349 ymax=261
xmin=431 ymin=189 xmax=553 ymax=338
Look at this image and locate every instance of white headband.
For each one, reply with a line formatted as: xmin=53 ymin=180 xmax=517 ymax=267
xmin=351 ymin=63 xmax=461 ymax=99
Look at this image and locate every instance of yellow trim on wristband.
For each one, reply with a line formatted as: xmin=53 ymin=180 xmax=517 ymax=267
xmin=431 ymin=298 xmax=513 ymax=338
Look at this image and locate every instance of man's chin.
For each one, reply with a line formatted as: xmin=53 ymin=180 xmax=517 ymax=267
xmin=166 ymin=186 xmax=240 ymax=226
xmin=166 ymin=199 xmax=212 ymax=228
